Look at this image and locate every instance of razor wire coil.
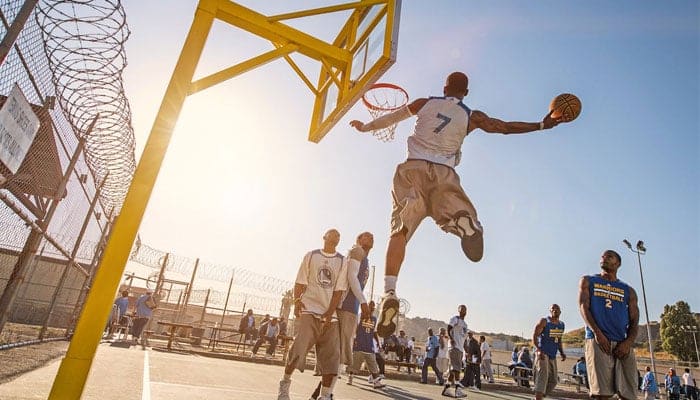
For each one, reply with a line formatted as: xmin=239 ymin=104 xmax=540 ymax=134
xmin=35 ymin=0 xmax=135 ymax=213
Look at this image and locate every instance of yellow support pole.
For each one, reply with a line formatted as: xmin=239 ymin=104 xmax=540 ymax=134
xmin=47 ymin=1 xmax=217 ymax=398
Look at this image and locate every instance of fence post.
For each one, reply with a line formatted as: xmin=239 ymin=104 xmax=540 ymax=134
xmin=0 ymin=131 xmax=87 ymax=334
xmin=40 ymin=172 xmax=106 ymax=339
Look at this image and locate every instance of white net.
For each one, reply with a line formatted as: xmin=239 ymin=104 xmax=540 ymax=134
xmin=362 ymin=83 xmax=409 ymax=142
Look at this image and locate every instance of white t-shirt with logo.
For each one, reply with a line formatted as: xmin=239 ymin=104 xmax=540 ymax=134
xmin=448 ymin=315 xmax=468 ymax=354
xmin=295 ymin=249 xmax=347 ymax=319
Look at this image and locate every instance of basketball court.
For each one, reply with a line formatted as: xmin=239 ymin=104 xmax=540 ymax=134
xmin=1 ymin=343 xmax=558 ymax=400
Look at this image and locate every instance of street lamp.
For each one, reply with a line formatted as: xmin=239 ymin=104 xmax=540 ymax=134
xmin=622 ymin=239 xmax=656 ymax=376
xmin=680 ymin=325 xmax=700 ymax=367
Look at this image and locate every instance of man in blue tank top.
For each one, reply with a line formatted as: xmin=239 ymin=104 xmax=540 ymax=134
xmin=532 ymin=304 xmax=566 ymax=399
xmin=578 ymin=250 xmax=640 ymax=400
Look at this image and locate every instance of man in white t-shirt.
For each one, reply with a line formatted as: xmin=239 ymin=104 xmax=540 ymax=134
xmin=682 ymin=368 xmax=697 ymax=400
xmin=277 ymin=229 xmax=348 ymax=400
xmin=480 ymin=335 xmax=494 ymax=383
xmin=445 ymin=305 xmax=469 ymax=397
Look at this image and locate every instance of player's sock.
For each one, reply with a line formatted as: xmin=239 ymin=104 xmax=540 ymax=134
xmin=384 ymin=276 xmax=397 ymax=293
xmin=321 ymin=385 xmax=332 ymax=398
xmin=329 ymin=376 xmax=338 ymax=393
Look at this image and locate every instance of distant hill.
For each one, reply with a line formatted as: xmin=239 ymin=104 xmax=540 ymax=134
xmin=402 ymin=316 xmax=660 ymax=352
xmin=561 ymin=322 xmax=660 ymax=349
xmin=400 ymin=315 xmax=526 ymax=349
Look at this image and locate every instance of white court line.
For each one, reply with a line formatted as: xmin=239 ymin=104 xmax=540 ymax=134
xmin=142 ymin=350 xmax=151 ymax=400
xmin=150 ymin=381 xmax=274 ymax=396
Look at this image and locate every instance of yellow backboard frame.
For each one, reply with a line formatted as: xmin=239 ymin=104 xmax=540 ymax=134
xmin=48 ymin=2 xmax=400 ymax=397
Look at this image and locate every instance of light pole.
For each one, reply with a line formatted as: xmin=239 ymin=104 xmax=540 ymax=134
xmin=680 ymin=325 xmax=700 ymax=367
xmin=622 ymin=239 xmax=656 ymax=377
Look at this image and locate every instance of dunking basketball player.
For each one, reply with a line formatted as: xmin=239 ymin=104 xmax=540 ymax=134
xmin=350 ymin=72 xmax=563 ymax=338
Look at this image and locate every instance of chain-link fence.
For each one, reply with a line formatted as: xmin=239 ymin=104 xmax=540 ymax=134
xmin=0 ymin=0 xmax=134 ymax=344
xmin=127 ymin=240 xmax=295 ymax=320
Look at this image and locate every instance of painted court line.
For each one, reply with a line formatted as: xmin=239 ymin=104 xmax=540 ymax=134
xmin=142 ymin=350 xmax=151 ymax=400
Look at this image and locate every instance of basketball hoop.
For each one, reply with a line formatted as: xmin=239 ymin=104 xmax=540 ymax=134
xmin=362 ymin=83 xmax=409 ymax=142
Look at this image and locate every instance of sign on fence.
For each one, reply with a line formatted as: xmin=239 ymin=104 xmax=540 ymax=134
xmin=0 ymin=84 xmax=40 ymax=174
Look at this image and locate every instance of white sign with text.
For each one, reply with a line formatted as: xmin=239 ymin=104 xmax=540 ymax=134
xmin=0 ymin=84 xmax=40 ymax=174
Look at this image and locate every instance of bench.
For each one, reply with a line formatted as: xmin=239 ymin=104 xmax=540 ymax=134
xmin=385 ymin=359 xmax=418 ymax=373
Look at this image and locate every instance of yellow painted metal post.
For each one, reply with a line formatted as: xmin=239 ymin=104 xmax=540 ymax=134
xmin=48 ymin=1 xmax=217 ymax=398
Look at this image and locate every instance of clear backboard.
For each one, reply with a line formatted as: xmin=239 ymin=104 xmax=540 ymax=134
xmin=309 ymin=0 xmax=401 ymax=142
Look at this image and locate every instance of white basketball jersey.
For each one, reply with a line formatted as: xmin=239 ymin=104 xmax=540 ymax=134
xmin=406 ymin=96 xmax=471 ymax=167
xmin=295 ymin=249 xmax=347 ymax=319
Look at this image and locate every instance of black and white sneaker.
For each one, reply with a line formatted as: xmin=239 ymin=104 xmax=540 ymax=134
xmin=449 ymin=211 xmax=483 ymax=262
xmin=375 ymin=290 xmax=399 ymax=338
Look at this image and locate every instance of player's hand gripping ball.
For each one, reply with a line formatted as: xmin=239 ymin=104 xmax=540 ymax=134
xmin=549 ymin=93 xmax=581 ymax=122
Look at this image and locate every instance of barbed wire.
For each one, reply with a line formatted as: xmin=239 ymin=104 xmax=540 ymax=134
xmin=35 ymin=0 xmax=135 ymax=213
xmin=129 ymin=240 xmax=294 ymax=297
xmin=174 ymin=289 xmax=281 ymax=314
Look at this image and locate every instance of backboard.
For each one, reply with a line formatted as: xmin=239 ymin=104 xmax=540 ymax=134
xmin=309 ymin=0 xmax=401 ymax=143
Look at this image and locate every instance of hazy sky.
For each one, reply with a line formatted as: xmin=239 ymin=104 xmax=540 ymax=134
xmin=121 ymin=0 xmax=699 ymax=336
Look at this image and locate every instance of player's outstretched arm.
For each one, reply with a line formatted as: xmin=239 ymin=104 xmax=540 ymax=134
xmin=468 ymin=110 xmax=562 ymax=135
xmin=349 ymin=98 xmax=428 ymax=132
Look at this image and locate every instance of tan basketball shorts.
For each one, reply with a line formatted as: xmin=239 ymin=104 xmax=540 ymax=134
xmin=286 ymin=314 xmax=340 ymax=374
xmin=390 ymin=159 xmax=478 ymax=241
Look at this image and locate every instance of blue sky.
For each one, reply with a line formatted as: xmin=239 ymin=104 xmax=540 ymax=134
xmin=121 ymin=1 xmax=698 ymax=336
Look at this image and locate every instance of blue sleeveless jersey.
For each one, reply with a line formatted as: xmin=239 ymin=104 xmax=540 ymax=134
xmin=584 ymin=275 xmax=631 ymax=342
xmin=353 ymin=316 xmax=377 ymax=353
xmin=339 ymin=257 xmax=369 ymax=313
xmin=537 ymin=317 xmax=565 ymax=358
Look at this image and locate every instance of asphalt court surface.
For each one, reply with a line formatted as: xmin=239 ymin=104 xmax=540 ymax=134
xmin=0 ymin=342 xmax=563 ymax=399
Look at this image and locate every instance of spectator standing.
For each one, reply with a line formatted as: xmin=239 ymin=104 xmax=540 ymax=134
xmin=421 ymin=328 xmax=444 ymax=385
xmin=666 ymin=368 xmax=682 ymax=400
xmin=444 ymin=305 xmax=468 ymax=397
xmin=462 ymin=331 xmax=482 ymax=389
xmin=480 ymin=335 xmax=494 ymax=383
xmin=437 ymin=327 xmax=450 ymax=384
xmin=407 ymin=336 xmax=416 ymax=373
xmin=532 ymin=304 xmax=566 ymax=399
xmin=683 ymin=368 xmax=697 ymax=400
xmin=132 ymin=290 xmax=157 ymax=345
xmin=641 ymin=366 xmax=658 ymax=400
xmin=396 ymin=330 xmax=409 ymax=370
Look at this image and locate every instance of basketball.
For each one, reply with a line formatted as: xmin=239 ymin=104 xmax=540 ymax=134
xmin=549 ymin=93 xmax=581 ymax=122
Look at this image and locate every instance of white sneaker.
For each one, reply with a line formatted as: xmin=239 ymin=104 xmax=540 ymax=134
xmin=455 ymin=386 xmax=466 ymax=397
xmin=278 ymin=379 xmax=291 ymax=400
xmin=264 ymin=354 xmax=272 ymax=360
xmin=373 ymin=378 xmax=386 ymax=389
xmin=346 ymin=374 xmax=353 ymax=385
xmin=367 ymin=375 xmax=374 ymax=384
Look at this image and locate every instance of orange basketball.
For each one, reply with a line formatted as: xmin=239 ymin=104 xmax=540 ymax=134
xmin=549 ymin=93 xmax=581 ymax=122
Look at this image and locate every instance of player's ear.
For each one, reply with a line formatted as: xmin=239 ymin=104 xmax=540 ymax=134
xmin=464 ymin=88 xmax=469 ymax=97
